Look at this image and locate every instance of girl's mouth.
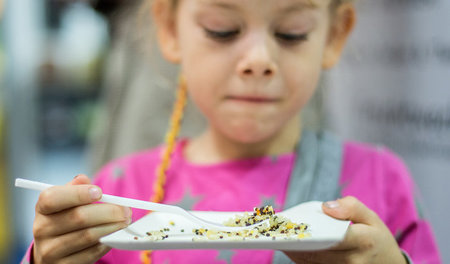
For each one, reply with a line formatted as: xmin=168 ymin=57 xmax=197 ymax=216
xmin=225 ymin=96 xmax=280 ymax=103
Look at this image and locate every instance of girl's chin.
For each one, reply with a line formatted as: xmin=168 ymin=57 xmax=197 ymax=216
xmin=222 ymin=126 xmax=277 ymax=145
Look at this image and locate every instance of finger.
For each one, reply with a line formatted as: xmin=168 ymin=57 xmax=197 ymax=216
xmin=36 ymin=184 xmax=102 ymax=215
xmin=69 ymin=174 xmax=91 ymax=186
xmin=329 ymin=223 xmax=372 ymax=250
xmin=59 ymin=243 xmax=111 ymax=264
xmin=40 ymin=222 xmax=126 ymax=261
xmin=34 ymin=203 xmax=132 ymax=237
xmin=322 ymin=196 xmax=380 ymax=225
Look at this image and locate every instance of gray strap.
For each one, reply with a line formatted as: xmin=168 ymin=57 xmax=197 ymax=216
xmin=308 ymin=131 xmax=343 ymax=202
xmin=402 ymin=250 xmax=414 ymax=264
xmin=273 ymin=130 xmax=343 ymax=263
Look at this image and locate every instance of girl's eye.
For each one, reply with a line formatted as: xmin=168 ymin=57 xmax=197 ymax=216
xmin=204 ymin=28 xmax=240 ymax=41
xmin=275 ymin=32 xmax=309 ymax=44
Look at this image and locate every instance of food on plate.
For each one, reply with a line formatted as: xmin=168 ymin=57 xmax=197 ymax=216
xmin=136 ymin=206 xmax=310 ymax=242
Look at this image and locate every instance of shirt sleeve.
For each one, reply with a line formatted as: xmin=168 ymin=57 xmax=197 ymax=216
xmin=377 ymin=148 xmax=441 ymax=264
xmin=340 ymin=143 xmax=442 ymax=264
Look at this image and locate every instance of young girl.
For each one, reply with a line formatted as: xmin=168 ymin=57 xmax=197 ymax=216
xmin=24 ymin=0 xmax=441 ymax=263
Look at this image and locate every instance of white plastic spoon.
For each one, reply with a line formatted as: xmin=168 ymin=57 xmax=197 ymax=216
xmin=15 ymin=178 xmax=268 ymax=232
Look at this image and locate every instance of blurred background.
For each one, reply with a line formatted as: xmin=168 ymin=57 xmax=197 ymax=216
xmin=1 ymin=0 xmax=449 ymax=263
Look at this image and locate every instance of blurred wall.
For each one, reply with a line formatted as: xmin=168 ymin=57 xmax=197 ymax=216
xmin=325 ymin=1 xmax=450 ymax=262
xmin=4 ymin=0 xmax=43 ymax=261
xmin=4 ymin=0 xmax=108 ymax=261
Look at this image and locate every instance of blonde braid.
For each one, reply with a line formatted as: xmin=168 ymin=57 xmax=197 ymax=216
xmin=140 ymin=77 xmax=188 ymax=264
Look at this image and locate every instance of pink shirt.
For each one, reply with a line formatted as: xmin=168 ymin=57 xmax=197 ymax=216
xmin=22 ymin=140 xmax=441 ymax=263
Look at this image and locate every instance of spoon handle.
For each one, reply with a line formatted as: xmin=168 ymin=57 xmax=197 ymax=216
xmin=15 ymin=178 xmax=52 ymax=192
xmin=15 ymin=178 xmax=179 ymax=213
xmin=15 ymin=178 xmax=268 ymax=232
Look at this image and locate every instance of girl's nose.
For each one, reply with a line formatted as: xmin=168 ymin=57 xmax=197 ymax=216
xmin=237 ymin=36 xmax=277 ymax=79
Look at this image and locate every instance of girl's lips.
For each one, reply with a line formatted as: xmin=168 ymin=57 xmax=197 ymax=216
xmin=225 ymin=96 xmax=280 ymax=103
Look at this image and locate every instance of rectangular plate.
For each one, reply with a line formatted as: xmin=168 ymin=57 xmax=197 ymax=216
xmin=100 ymin=201 xmax=350 ymax=251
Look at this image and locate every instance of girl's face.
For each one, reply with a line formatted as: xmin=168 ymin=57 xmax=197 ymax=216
xmin=155 ymin=0 xmax=354 ymax=144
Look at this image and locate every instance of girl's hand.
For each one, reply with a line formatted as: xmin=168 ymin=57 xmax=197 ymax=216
xmin=32 ymin=175 xmax=132 ymax=264
xmin=284 ymin=196 xmax=407 ymax=264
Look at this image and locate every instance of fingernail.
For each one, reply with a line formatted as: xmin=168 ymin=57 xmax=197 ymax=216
xmin=126 ymin=217 xmax=132 ymax=225
xmin=89 ymin=187 xmax=102 ymax=200
xmin=123 ymin=207 xmax=132 ymax=218
xmin=324 ymin=200 xmax=340 ymax=209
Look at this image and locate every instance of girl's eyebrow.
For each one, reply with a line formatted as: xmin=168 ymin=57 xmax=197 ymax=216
xmin=277 ymin=0 xmax=319 ymax=12
xmin=199 ymin=0 xmax=240 ymax=11
xmin=198 ymin=0 xmax=319 ymax=12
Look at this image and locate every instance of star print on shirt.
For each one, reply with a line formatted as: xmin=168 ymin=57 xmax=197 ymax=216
xmin=259 ymin=195 xmax=281 ymax=211
xmin=171 ymin=187 xmax=204 ymax=210
xmin=216 ymin=249 xmax=235 ymax=263
xmin=111 ymin=165 xmax=125 ymax=180
xmin=270 ymin=155 xmax=280 ymax=163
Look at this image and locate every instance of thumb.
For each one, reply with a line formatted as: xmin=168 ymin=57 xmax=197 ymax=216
xmin=322 ymin=196 xmax=380 ymax=225
xmin=67 ymin=174 xmax=91 ymax=185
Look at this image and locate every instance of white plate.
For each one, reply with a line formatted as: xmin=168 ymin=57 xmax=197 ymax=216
xmin=100 ymin=201 xmax=350 ymax=251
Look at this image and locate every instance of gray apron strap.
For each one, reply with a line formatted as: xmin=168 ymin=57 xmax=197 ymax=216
xmin=273 ymin=130 xmax=343 ymax=263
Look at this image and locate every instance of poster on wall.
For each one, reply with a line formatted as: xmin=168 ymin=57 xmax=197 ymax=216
xmin=326 ymin=0 xmax=450 ymax=261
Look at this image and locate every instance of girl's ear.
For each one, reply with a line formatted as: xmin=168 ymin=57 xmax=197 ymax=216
xmin=322 ymin=3 xmax=356 ymax=69
xmin=152 ymin=0 xmax=181 ymax=63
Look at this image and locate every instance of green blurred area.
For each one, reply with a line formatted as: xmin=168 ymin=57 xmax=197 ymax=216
xmin=0 ymin=26 xmax=10 ymax=262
